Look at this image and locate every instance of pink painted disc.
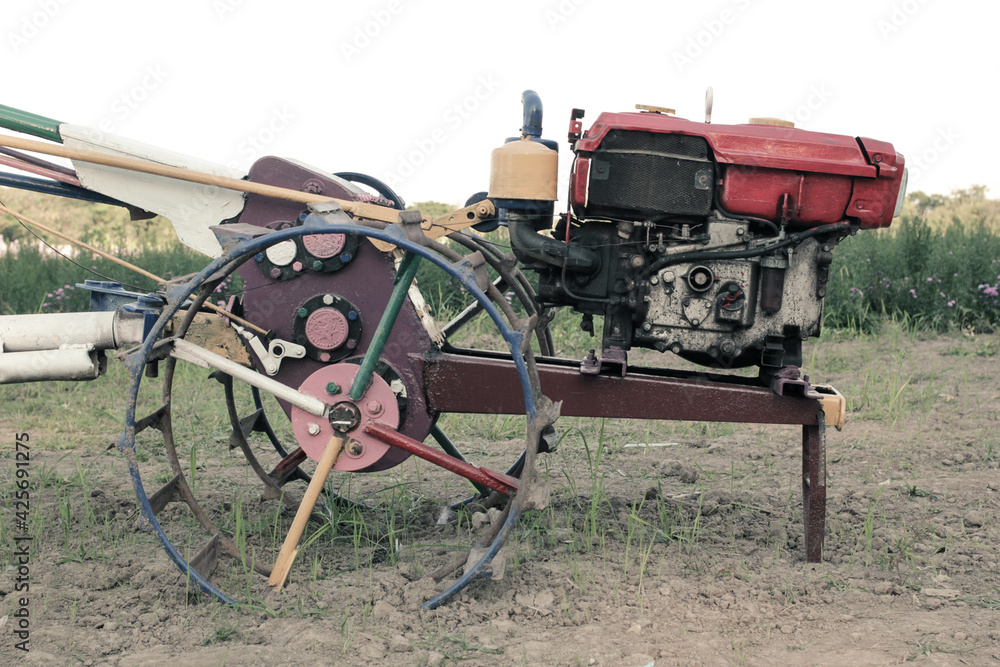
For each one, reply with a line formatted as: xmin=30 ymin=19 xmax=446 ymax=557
xmin=290 ymin=363 xmax=400 ymax=471
xmin=305 ymin=308 xmax=349 ymax=350
xmin=303 ymin=233 xmax=346 ymax=259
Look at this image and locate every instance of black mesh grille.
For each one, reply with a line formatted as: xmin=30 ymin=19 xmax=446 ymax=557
xmin=587 ymin=131 xmax=714 ymax=217
xmin=599 ymin=130 xmax=710 ymax=159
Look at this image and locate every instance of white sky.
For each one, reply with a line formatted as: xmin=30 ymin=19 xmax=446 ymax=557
xmin=4 ymin=0 xmax=996 ymax=208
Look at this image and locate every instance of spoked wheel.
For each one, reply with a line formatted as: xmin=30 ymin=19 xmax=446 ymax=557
xmin=117 ymin=204 xmax=554 ymax=607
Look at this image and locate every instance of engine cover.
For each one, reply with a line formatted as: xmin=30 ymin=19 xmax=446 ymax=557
xmin=570 ymin=111 xmax=905 ymax=229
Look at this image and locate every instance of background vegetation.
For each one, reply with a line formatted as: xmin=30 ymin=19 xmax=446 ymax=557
xmin=2 ymin=186 xmax=999 ymax=337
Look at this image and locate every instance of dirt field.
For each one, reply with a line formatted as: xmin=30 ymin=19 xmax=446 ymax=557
xmin=2 ymin=327 xmax=1000 ymax=666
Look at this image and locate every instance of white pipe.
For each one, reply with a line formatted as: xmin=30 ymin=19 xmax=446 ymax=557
xmin=169 ymin=338 xmax=327 ymax=417
xmin=0 ymin=346 xmax=102 ymax=384
xmin=0 ymin=311 xmax=146 ymax=352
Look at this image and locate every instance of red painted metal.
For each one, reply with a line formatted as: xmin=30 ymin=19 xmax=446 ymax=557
xmin=417 ymin=352 xmax=820 ymax=425
xmin=570 ymin=111 xmax=904 ymax=229
xmin=364 ymin=421 xmax=518 ymax=496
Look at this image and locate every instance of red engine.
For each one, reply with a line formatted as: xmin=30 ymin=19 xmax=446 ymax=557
xmin=497 ymin=93 xmax=907 ymax=373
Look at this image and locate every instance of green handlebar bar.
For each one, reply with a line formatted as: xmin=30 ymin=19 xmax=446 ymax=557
xmin=0 ymin=104 xmax=62 ymax=142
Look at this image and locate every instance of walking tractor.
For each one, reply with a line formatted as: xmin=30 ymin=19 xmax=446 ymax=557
xmin=0 ymin=90 xmax=906 ymax=608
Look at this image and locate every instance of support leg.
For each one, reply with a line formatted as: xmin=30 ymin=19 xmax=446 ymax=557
xmin=802 ymin=415 xmax=827 ymax=563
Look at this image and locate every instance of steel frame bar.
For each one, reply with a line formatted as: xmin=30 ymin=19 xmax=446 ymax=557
xmin=419 ymin=349 xmax=827 ymax=563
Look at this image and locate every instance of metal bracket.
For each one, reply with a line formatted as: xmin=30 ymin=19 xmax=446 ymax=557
xmin=580 ymin=345 xmax=628 ymax=377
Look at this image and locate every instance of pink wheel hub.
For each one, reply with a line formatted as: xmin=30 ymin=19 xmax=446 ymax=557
xmin=290 ymin=363 xmax=401 ymax=471
xmin=305 ymin=308 xmax=349 ymax=350
xmin=303 ymin=233 xmax=346 ymax=259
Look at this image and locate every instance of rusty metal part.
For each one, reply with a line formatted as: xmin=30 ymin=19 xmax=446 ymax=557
xmin=364 ymin=422 xmax=519 ymax=496
xmin=419 ymin=350 xmax=820 ymax=425
xmin=802 ymin=418 xmax=827 ymax=563
xmin=368 ymin=199 xmax=497 ymax=252
xmin=175 ymin=312 xmax=252 ymax=366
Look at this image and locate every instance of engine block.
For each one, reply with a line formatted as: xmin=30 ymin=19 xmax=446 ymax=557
xmin=494 ymin=93 xmax=907 ymax=373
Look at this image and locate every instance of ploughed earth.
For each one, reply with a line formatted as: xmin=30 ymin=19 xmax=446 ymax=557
xmin=2 ymin=328 xmax=1000 ymax=665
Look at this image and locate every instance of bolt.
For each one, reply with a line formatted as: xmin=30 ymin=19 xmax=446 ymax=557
xmin=650 ymin=276 xmax=659 ymax=285
xmin=347 ymin=310 xmax=358 ymax=321
xmin=307 ymin=422 xmax=321 ymax=436
xmin=737 ymin=227 xmax=745 ymax=235
xmin=346 ymin=340 xmax=357 ymax=349
xmin=630 ymin=255 xmax=645 ymax=269
xmin=297 ymin=307 xmax=308 ymax=318
xmin=366 ymin=400 xmax=383 ymax=415
xmin=477 ymin=204 xmax=489 ymax=215
xmin=691 ymin=319 xmax=700 ymax=326
xmin=270 ymin=267 xmax=282 ymax=279
xmin=322 ymin=294 xmax=334 ymax=305
xmin=642 ymin=322 xmax=652 ymax=331
xmin=348 ymin=440 xmax=363 ymax=456
xmin=325 ymin=382 xmax=341 ymax=395
xmin=319 ymin=352 xmax=331 ymax=362
xmin=254 ymin=253 xmax=265 ymax=263
xmin=312 ymin=260 xmax=323 ymax=271
xmin=340 ymin=253 xmax=352 ymax=263
xmin=299 ymin=212 xmax=309 ymax=222
xmin=292 ymin=261 xmax=303 ymax=272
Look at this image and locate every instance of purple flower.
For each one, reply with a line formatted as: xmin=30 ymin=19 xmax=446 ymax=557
xmin=985 ymin=287 xmax=999 ymax=298
xmin=947 ymin=300 xmax=956 ymax=307
xmin=909 ymin=289 xmax=918 ymax=298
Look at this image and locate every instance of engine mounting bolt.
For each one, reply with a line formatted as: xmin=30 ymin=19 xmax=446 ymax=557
xmin=340 ymin=253 xmax=352 ymax=263
xmin=642 ymin=322 xmax=652 ymax=331
xmin=270 ymin=268 xmax=282 ymax=279
xmin=325 ymin=382 xmax=341 ymax=395
xmin=322 ymin=294 xmax=334 ymax=305
xmin=307 ymin=422 xmax=321 ymax=436
xmin=312 ymin=260 xmax=323 ymax=271
xmin=650 ymin=276 xmax=659 ymax=285
xmin=292 ymin=261 xmax=303 ymax=272
xmin=297 ymin=307 xmax=308 ymax=318
xmin=630 ymin=255 xmax=645 ymax=268
xmin=347 ymin=310 xmax=358 ymax=321
xmin=691 ymin=318 xmax=700 ymax=326
xmin=319 ymin=352 xmax=331 ymax=362
xmin=346 ymin=340 xmax=357 ymax=349
xmin=366 ymin=400 xmax=383 ymax=415
xmin=254 ymin=253 xmax=265 ymax=263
